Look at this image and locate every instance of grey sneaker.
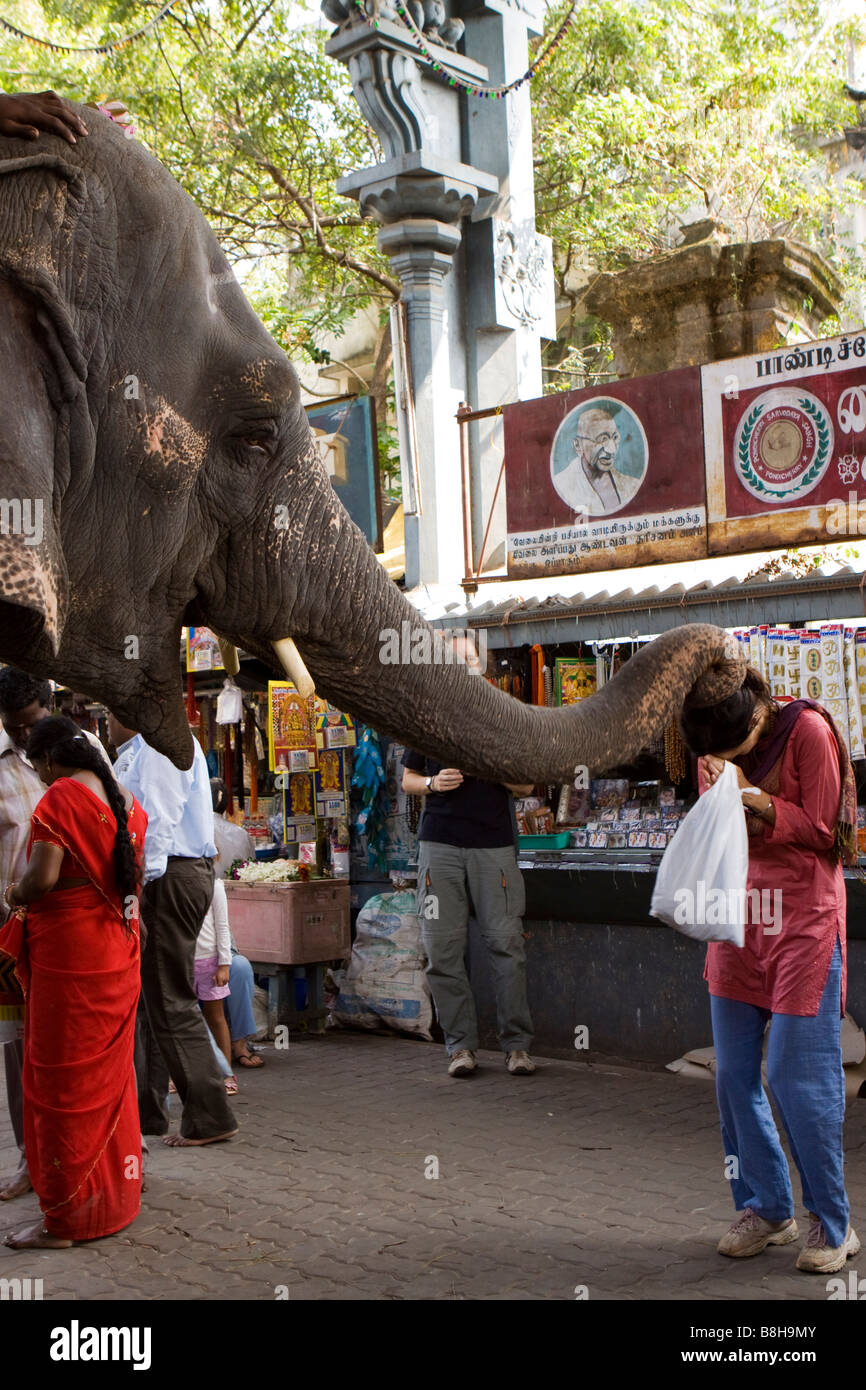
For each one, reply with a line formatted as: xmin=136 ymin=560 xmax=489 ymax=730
xmin=505 ymin=1050 xmax=536 ymax=1075
xmin=717 ymin=1207 xmax=798 ymax=1258
xmin=447 ymin=1049 xmax=477 ymax=1077
xmin=796 ymin=1213 xmax=861 ymax=1273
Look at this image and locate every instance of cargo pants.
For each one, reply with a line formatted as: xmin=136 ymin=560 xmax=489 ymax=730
xmin=416 ymin=841 xmax=533 ymax=1056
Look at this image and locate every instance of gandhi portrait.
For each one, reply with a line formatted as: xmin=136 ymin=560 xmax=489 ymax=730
xmin=550 ymin=401 xmax=647 ymax=517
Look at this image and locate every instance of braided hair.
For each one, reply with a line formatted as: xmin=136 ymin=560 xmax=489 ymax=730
xmin=26 ymin=715 xmax=141 ymax=925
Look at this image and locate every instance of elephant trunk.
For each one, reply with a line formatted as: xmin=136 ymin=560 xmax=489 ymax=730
xmin=270 ymin=500 xmax=746 ymax=783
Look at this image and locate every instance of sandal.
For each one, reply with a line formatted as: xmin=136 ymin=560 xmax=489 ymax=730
xmin=225 ymin=1075 xmax=238 ymax=1095
xmin=233 ymin=1044 xmax=264 ymax=1069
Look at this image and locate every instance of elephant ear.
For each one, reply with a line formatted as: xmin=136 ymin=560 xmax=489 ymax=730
xmin=0 ymin=152 xmax=90 ymax=654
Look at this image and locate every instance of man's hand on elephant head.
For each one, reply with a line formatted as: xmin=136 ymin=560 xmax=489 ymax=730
xmin=0 ymin=91 xmax=87 ymax=144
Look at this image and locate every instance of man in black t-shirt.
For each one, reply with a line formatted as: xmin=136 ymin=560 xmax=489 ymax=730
xmin=401 ymin=641 xmax=536 ymax=1078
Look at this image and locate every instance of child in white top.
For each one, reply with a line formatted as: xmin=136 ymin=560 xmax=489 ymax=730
xmin=195 ymin=878 xmax=234 ymax=1084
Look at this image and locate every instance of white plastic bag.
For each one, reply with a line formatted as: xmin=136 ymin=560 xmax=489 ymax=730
xmin=216 ymin=676 xmax=243 ymax=725
xmin=650 ymin=760 xmax=748 ymax=946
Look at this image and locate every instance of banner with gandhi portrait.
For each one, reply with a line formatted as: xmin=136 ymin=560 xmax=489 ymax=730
xmin=504 ymin=367 xmax=707 ymax=578
xmin=504 ymin=330 xmax=866 ymax=579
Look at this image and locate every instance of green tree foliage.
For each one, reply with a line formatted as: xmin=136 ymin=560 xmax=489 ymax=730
xmin=0 ymin=0 xmax=398 ymax=360
xmin=1 ymin=0 xmax=864 ymax=374
xmin=532 ymin=0 xmax=866 ymax=379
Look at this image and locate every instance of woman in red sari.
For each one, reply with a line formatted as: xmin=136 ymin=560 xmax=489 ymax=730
xmin=0 ymin=715 xmax=146 ymax=1248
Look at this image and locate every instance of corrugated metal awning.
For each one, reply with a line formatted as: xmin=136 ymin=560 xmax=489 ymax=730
xmin=423 ymin=564 xmax=866 ymax=647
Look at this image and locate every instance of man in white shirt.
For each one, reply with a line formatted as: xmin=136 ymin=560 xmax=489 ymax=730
xmin=0 ymin=668 xmax=109 ymax=1200
xmin=108 ymin=714 xmax=237 ymax=1147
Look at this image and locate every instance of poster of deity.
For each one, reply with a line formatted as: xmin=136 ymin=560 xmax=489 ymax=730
xmin=555 ymin=658 xmax=597 ymax=706
xmin=268 ymin=681 xmax=318 ymax=772
xmin=314 ymin=748 xmax=349 ymax=818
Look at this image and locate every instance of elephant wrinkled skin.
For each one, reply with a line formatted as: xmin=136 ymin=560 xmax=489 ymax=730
xmin=0 ymin=107 xmax=746 ymax=774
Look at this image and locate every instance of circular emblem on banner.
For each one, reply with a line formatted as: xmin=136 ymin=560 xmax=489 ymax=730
xmin=734 ymin=389 xmax=833 ymax=502
xmin=550 ymin=397 xmax=648 ymax=517
xmin=806 ymin=675 xmax=822 ymax=700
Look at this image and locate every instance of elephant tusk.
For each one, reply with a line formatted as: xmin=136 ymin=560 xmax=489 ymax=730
xmin=217 ymin=639 xmax=240 ymax=676
xmin=272 ymin=637 xmax=315 ymax=698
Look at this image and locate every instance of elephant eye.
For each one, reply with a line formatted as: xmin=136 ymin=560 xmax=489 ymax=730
xmin=235 ymin=432 xmax=276 ymax=459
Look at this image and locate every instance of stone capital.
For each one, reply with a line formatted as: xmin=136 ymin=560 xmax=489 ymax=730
xmin=338 ymin=151 xmax=498 ymax=225
xmin=378 ymin=218 xmax=462 ymax=318
xmin=459 ymin=0 xmax=546 ymax=37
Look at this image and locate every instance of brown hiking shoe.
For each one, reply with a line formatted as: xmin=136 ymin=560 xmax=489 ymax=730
xmin=717 ymin=1207 xmax=798 ymax=1258
xmin=796 ymin=1212 xmax=861 ymax=1273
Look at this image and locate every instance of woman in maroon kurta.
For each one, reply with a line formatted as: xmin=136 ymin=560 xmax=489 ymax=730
xmin=0 ymin=716 xmax=145 ymax=1248
xmin=681 ymin=669 xmax=859 ymax=1275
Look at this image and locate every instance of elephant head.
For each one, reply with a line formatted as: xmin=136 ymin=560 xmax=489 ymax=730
xmin=0 ymin=108 xmax=746 ymax=774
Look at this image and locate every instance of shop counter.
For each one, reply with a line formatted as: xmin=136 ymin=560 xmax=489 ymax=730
xmin=458 ymin=855 xmax=866 ymax=1063
xmin=516 ymin=853 xmax=866 ymax=940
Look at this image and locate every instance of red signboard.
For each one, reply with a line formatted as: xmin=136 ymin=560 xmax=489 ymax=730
xmin=505 ymin=368 xmax=706 ymax=577
xmin=504 ymin=331 xmax=866 ymax=579
xmin=702 ymin=333 xmax=866 ymax=553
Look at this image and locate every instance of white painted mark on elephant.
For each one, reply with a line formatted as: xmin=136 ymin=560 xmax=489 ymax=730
xmin=205 ymin=267 xmax=239 ymax=314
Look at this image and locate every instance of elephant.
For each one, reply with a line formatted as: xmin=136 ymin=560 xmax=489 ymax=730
xmin=0 ymin=102 xmax=747 ymax=775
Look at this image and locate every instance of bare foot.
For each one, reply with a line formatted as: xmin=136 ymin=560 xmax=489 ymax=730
xmin=0 ymin=1168 xmax=32 ymax=1201
xmin=162 ymin=1128 xmax=238 ymax=1147
xmin=4 ymin=1219 xmax=73 ymax=1249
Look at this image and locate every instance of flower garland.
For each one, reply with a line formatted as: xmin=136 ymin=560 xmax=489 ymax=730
xmin=0 ymin=0 xmax=182 ymax=55
xmin=350 ymin=0 xmax=577 ymax=99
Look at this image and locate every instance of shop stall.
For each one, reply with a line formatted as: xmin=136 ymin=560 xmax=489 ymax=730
xmin=423 ymin=564 xmax=866 ymax=1062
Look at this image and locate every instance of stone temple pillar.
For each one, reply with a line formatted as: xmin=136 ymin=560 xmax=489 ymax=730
xmin=326 ymin=0 xmax=554 ymax=586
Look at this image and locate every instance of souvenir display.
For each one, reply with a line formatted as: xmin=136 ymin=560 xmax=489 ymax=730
xmin=315 ymin=697 xmax=357 ymax=750
xmin=185 ymin=625 xmax=225 ymax=673
xmin=844 ymin=628 xmax=865 ymax=760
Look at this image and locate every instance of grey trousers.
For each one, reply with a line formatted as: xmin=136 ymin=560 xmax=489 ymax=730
xmin=416 ymin=841 xmax=533 ymax=1056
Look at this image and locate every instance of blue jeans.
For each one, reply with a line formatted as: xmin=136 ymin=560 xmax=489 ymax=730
xmin=226 ymin=951 xmax=256 ymax=1043
xmin=710 ymin=938 xmax=849 ymax=1247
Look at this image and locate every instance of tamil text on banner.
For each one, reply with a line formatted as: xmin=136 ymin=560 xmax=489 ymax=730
xmin=504 ymin=368 xmax=707 ymax=578
xmin=702 ymin=331 xmax=866 ymax=553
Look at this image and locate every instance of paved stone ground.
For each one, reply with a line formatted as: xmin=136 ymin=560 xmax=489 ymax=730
xmin=0 ymin=1032 xmax=864 ymax=1301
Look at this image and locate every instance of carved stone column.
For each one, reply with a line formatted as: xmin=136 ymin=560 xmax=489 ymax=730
xmin=325 ymin=0 xmax=557 ymax=584
xmin=328 ymin=11 xmax=498 ymax=586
